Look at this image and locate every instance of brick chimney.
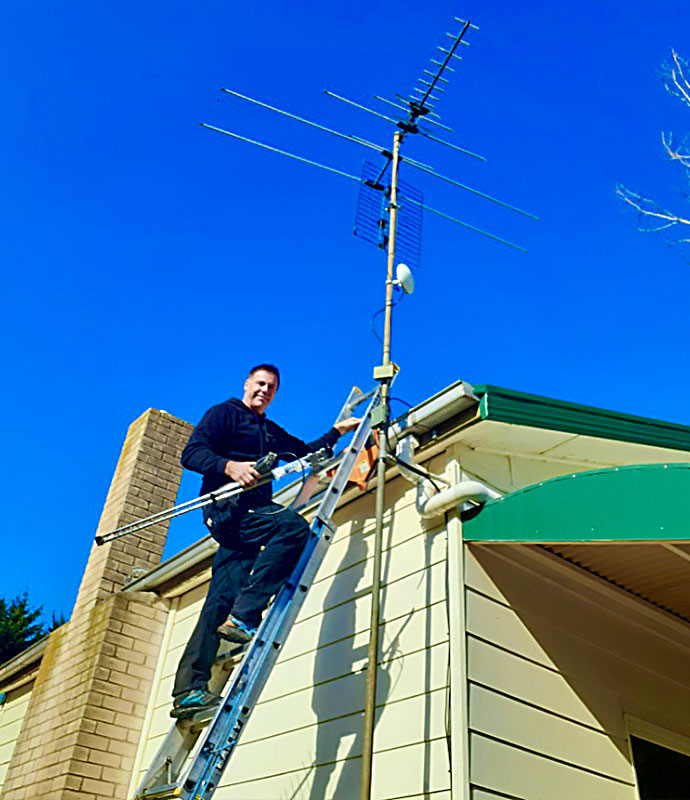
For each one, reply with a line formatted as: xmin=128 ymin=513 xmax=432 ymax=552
xmin=2 ymin=409 xmax=193 ymax=800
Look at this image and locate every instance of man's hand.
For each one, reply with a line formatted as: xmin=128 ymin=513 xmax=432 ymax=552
xmin=224 ymin=460 xmax=261 ymax=487
xmin=334 ymin=417 xmax=361 ymax=436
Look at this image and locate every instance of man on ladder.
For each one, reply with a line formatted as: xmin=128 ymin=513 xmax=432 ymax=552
xmin=171 ymin=364 xmax=359 ymax=719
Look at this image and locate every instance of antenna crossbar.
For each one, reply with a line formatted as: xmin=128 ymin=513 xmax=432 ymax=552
xmin=419 ymin=80 xmax=444 ymax=91
xmin=200 ymin=124 xmax=362 ymax=183
xmin=374 ymin=96 xmax=411 ymax=115
xmin=325 ymin=90 xmax=399 ymax=125
xmin=431 ymin=59 xmax=455 ymax=72
xmin=416 ymin=129 xmax=486 ymax=161
xmin=437 ymin=47 xmax=463 ymax=60
xmin=403 ymin=159 xmax=539 ymax=219
xmin=403 ymin=195 xmax=527 ymax=252
xmin=415 ymin=87 xmax=440 ymax=102
xmin=445 ymin=31 xmax=471 ymax=45
xmin=424 ymin=70 xmax=450 ymax=84
xmin=222 ymin=88 xmax=392 ymax=159
xmin=455 ymin=17 xmax=480 ymax=30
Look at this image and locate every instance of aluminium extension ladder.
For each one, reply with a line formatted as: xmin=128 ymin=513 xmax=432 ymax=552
xmin=127 ymin=386 xmax=381 ymax=799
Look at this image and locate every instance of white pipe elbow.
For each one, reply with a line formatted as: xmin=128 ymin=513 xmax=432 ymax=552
xmin=416 ymin=479 xmax=501 ymax=519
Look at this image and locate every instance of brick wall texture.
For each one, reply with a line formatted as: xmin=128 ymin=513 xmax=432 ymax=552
xmin=3 ymin=408 xmax=192 ymax=800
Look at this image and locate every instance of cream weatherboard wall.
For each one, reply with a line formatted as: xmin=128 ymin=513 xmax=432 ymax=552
xmin=452 ymin=431 xmax=690 ymax=800
xmin=128 ymin=424 xmax=690 ymax=799
xmin=0 ymin=681 xmax=34 ymax=790
xmin=464 ymin=543 xmax=690 ymax=800
xmin=130 ymin=455 xmax=455 ymax=800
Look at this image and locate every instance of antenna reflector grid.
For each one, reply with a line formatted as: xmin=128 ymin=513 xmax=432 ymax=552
xmin=354 ymin=161 xmax=388 ymax=249
xmin=354 ymin=162 xmax=423 ymax=270
xmin=396 ymin=178 xmax=423 ymax=270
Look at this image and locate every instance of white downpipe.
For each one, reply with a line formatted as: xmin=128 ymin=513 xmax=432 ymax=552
xmin=396 ymin=421 xmax=501 ymax=519
xmin=446 ymin=505 xmax=470 ymax=800
xmin=417 ymin=479 xmax=501 ymax=519
xmin=396 ymin=435 xmax=450 ymax=488
xmin=395 ymin=418 xmax=499 ymax=799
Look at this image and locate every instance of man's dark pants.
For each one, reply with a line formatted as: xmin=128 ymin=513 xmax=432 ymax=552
xmin=173 ymin=502 xmax=310 ymax=698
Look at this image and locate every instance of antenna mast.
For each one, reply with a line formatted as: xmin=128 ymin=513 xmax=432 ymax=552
xmin=199 ymin=14 xmax=537 ymax=799
xmin=362 ymin=128 xmax=401 ymax=799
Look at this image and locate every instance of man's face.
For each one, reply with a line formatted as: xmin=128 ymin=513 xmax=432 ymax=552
xmin=243 ymin=370 xmax=278 ymax=414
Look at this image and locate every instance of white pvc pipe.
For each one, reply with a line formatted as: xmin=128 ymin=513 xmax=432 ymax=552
xmin=394 ymin=419 xmax=501 ymax=519
xmin=416 ymin=479 xmax=501 ymax=519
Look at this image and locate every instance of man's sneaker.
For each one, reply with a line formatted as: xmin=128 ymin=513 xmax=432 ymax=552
xmin=170 ymin=689 xmax=220 ymax=719
xmin=217 ymin=615 xmax=257 ymax=645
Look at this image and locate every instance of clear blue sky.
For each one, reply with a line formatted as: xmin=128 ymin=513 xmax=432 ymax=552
xmin=2 ymin=0 xmax=689 ymax=622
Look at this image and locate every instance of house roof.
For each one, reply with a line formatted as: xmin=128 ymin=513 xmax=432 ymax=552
xmin=474 ymin=384 xmax=690 ymax=453
xmin=5 ymin=381 xmax=690 ymax=682
xmin=126 ymin=381 xmax=690 ymax=597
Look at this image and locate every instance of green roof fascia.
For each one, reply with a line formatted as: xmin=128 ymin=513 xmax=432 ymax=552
xmin=473 ymin=384 xmax=690 ymax=453
xmin=463 ymin=462 xmax=690 ymax=543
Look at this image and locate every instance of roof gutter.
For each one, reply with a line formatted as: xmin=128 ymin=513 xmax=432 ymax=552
xmin=389 ymin=380 xmax=478 ymax=442
xmin=123 ymin=536 xmax=217 ymax=594
xmin=0 ymin=637 xmax=48 ymax=686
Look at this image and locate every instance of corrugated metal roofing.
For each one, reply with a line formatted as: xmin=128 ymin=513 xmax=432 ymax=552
xmin=463 ymin=463 xmax=690 ymax=621
xmin=541 ymin=543 xmax=690 ymax=621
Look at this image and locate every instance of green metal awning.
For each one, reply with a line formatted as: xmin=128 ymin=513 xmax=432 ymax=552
xmin=463 ymin=463 xmax=690 ymax=543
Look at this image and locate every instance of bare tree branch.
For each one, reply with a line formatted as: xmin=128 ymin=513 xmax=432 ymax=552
xmin=662 ymin=132 xmax=690 ymax=169
xmin=619 ymin=50 xmax=690 ymax=246
xmin=664 ymin=50 xmax=690 ymax=109
xmin=616 ymin=185 xmax=690 ymax=232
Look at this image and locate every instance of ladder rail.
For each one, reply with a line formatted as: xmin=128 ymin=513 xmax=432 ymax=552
xmin=134 ymin=386 xmax=380 ymax=799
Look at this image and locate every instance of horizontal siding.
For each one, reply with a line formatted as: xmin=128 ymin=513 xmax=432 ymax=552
xmin=227 ymin=689 xmax=447 ymax=782
xmin=263 ymin=604 xmax=449 ymax=704
xmin=471 ymin=733 xmax=634 ymax=800
xmin=297 ymin=515 xmax=446 ymax=626
xmin=133 ymin=471 xmax=450 ymax=798
xmin=0 ymin=682 xmax=33 ymax=790
xmin=244 ymin=641 xmax=449 ymax=745
xmin=330 ymin=471 xmax=420 ymax=533
xmin=466 ymin=551 xmax=690 ymax=734
xmin=472 ymin=790 xmax=526 ymax=800
xmin=465 ymin=545 xmax=690 ymax=800
xmin=219 ymin=737 xmax=451 ymax=800
xmin=278 ymin=523 xmax=447 ymax=659
xmin=129 ymin=588 xmax=240 ymax=791
xmin=467 ymin=637 xmax=625 ymax=737
xmin=469 ymin=683 xmax=631 ymax=782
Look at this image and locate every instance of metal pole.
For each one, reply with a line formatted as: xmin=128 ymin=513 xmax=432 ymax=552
xmin=360 ymin=129 xmax=402 ymax=800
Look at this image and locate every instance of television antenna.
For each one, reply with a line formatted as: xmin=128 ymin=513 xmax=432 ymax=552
xmin=200 ymin=15 xmax=537 ymax=799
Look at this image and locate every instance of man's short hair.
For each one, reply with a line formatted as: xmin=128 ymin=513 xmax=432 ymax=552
xmin=248 ymin=363 xmax=280 ymax=388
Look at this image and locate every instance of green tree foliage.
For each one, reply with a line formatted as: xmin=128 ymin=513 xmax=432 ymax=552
xmin=0 ymin=593 xmax=62 ymax=664
xmin=48 ymin=611 xmax=67 ymax=632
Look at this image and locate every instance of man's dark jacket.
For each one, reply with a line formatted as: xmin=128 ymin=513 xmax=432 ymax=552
xmin=181 ymin=397 xmax=341 ymax=507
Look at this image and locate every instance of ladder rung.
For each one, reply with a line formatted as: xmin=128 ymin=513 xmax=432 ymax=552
xmin=137 ymin=784 xmax=183 ymax=799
